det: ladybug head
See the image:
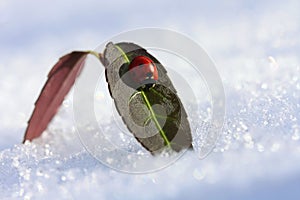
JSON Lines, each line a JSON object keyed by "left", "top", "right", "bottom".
{"left": 128, "top": 56, "right": 158, "bottom": 87}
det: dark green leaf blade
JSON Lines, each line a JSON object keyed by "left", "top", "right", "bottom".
{"left": 102, "top": 42, "right": 193, "bottom": 154}
{"left": 128, "top": 84, "right": 192, "bottom": 153}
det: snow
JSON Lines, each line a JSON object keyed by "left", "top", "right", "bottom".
{"left": 1, "top": 0, "right": 300, "bottom": 199}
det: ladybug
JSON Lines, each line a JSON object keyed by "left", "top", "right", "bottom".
{"left": 128, "top": 56, "right": 158, "bottom": 86}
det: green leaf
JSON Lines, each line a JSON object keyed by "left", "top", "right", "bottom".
{"left": 128, "top": 84, "right": 192, "bottom": 153}
{"left": 101, "top": 42, "right": 193, "bottom": 154}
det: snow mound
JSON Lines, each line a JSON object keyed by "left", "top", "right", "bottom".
{"left": 0, "top": 62, "right": 300, "bottom": 199}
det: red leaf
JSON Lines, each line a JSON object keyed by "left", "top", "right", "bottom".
{"left": 23, "top": 51, "right": 89, "bottom": 143}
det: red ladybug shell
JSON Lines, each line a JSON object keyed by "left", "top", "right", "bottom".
{"left": 128, "top": 56, "right": 158, "bottom": 85}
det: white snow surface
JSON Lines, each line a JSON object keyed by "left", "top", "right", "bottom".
{"left": 1, "top": 0, "right": 300, "bottom": 199}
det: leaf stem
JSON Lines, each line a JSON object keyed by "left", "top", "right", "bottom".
{"left": 128, "top": 91, "right": 141, "bottom": 105}
{"left": 115, "top": 45, "right": 130, "bottom": 63}
{"left": 140, "top": 90, "right": 171, "bottom": 147}
{"left": 87, "top": 51, "right": 100, "bottom": 59}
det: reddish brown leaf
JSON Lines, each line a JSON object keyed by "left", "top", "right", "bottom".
{"left": 23, "top": 51, "right": 89, "bottom": 143}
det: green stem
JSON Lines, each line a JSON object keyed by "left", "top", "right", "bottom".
{"left": 87, "top": 51, "right": 100, "bottom": 59}
{"left": 140, "top": 90, "right": 171, "bottom": 147}
{"left": 115, "top": 45, "right": 130, "bottom": 63}
{"left": 143, "top": 116, "right": 152, "bottom": 126}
